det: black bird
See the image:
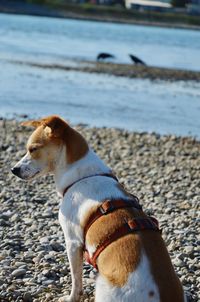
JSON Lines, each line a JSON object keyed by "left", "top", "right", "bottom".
{"left": 97, "top": 53, "right": 115, "bottom": 61}
{"left": 129, "top": 54, "right": 146, "bottom": 65}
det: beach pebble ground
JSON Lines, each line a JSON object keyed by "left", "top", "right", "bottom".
{"left": 0, "top": 119, "right": 199, "bottom": 302}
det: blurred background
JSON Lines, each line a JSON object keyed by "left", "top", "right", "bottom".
{"left": 0, "top": 0, "right": 200, "bottom": 138}
{"left": 0, "top": 3, "right": 199, "bottom": 302}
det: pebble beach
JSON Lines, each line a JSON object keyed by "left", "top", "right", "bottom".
{"left": 0, "top": 119, "right": 199, "bottom": 302}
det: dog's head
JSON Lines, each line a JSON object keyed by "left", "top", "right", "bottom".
{"left": 11, "top": 115, "right": 88, "bottom": 180}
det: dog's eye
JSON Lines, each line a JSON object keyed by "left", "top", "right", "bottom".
{"left": 29, "top": 146, "right": 38, "bottom": 153}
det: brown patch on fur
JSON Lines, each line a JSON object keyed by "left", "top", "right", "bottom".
{"left": 141, "top": 232, "right": 184, "bottom": 302}
{"left": 84, "top": 203, "right": 184, "bottom": 298}
{"left": 23, "top": 115, "right": 89, "bottom": 164}
{"left": 63, "top": 125, "right": 89, "bottom": 164}
{"left": 84, "top": 207, "right": 145, "bottom": 287}
{"left": 98, "top": 233, "right": 141, "bottom": 287}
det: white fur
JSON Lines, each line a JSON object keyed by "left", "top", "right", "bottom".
{"left": 95, "top": 251, "right": 160, "bottom": 302}
{"left": 54, "top": 149, "right": 111, "bottom": 195}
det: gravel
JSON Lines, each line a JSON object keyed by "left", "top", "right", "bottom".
{"left": 0, "top": 119, "right": 199, "bottom": 302}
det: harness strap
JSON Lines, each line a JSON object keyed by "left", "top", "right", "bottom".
{"left": 84, "top": 198, "right": 142, "bottom": 238}
{"left": 84, "top": 216, "right": 160, "bottom": 269}
{"left": 63, "top": 173, "right": 118, "bottom": 197}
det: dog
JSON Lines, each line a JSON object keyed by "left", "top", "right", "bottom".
{"left": 11, "top": 115, "right": 186, "bottom": 302}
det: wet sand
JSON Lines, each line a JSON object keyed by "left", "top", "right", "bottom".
{"left": 8, "top": 58, "right": 200, "bottom": 82}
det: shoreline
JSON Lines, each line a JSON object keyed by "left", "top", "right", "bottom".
{"left": 0, "top": 119, "right": 199, "bottom": 301}
{"left": 1, "top": 116, "right": 200, "bottom": 142}
{"left": 7, "top": 58, "right": 200, "bottom": 82}
{"left": 0, "top": 2, "right": 200, "bottom": 31}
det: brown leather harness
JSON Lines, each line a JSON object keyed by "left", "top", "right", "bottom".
{"left": 63, "top": 173, "right": 160, "bottom": 270}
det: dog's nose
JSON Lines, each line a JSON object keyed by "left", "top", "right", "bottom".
{"left": 11, "top": 167, "right": 21, "bottom": 177}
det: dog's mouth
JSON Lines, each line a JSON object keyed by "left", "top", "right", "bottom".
{"left": 26, "top": 170, "right": 41, "bottom": 181}
{"left": 11, "top": 168, "right": 41, "bottom": 181}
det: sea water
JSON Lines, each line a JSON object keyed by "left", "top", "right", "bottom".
{"left": 0, "top": 13, "right": 200, "bottom": 138}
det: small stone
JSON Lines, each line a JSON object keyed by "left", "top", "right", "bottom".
{"left": 7, "top": 284, "right": 17, "bottom": 292}
{"left": 11, "top": 268, "right": 26, "bottom": 278}
{"left": 50, "top": 241, "right": 64, "bottom": 252}
{"left": 45, "top": 293, "right": 52, "bottom": 299}
{"left": 14, "top": 262, "right": 28, "bottom": 268}
{"left": 33, "top": 257, "right": 41, "bottom": 264}
{"left": 89, "top": 271, "right": 96, "bottom": 279}
{"left": 0, "top": 279, "right": 4, "bottom": 286}
{"left": 86, "top": 278, "right": 94, "bottom": 284}
{"left": 42, "top": 279, "right": 55, "bottom": 285}
{"left": 10, "top": 213, "right": 20, "bottom": 222}
{"left": 44, "top": 254, "right": 54, "bottom": 261}
{"left": 184, "top": 246, "right": 194, "bottom": 254}
{"left": 40, "top": 237, "right": 50, "bottom": 244}
{"left": 174, "top": 258, "right": 184, "bottom": 267}
{"left": 23, "top": 218, "right": 33, "bottom": 226}
{"left": 42, "top": 269, "right": 51, "bottom": 277}
{"left": 23, "top": 292, "right": 33, "bottom": 302}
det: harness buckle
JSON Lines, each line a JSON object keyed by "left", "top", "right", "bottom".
{"left": 127, "top": 219, "right": 138, "bottom": 230}
{"left": 100, "top": 200, "right": 114, "bottom": 215}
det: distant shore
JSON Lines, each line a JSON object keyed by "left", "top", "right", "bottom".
{"left": 0, "top": 0, "right": 200, "bottom": 30}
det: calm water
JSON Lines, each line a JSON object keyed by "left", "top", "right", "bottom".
{"left": 0, "top": 13, "right": 200, "bottom": 70}
{"left": 0, "top": 13, "right": 200, "bottom": 138}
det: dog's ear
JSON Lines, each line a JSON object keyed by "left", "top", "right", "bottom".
{"left": 39, "top": 115, "right": 69, "bottom": 138}
{"left": 21, "top": 116, "right": 69, "bottom": 138}
{"left": 21, "top": 120, "right": 42, "bottom": 128}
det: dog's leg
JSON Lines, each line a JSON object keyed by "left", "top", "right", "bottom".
{"left": 59, "top": 242, "right": 83, "bottom": 302}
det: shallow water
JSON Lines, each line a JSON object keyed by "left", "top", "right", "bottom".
{"left": 1, "top": 60, "right": 200, "bottom": 139}
{"left": 0, "top": 13, "right": 200, "bottom": 138}
{"left": 0, "top": 13, "right": 200, "bottom": 70}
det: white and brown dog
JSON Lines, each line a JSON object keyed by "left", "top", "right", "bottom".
{"left": 11, "top": 115, "right": 186, "bottom": 302}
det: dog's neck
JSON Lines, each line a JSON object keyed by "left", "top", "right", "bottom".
{"left": 54, "top": 148, "right": 111, "bottom": 196}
